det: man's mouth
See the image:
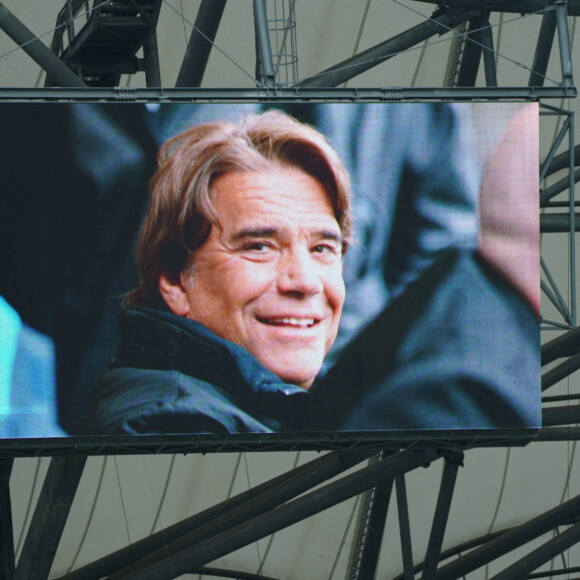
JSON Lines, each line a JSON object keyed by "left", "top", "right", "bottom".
{"left": 258, "top": 317, "right": 318, "bottom": 328}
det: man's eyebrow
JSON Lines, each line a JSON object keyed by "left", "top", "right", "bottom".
{"left": 230, "top": 227, "right": 344, "bottom": 246}
{"left": 230, "top": 227, "right": 279, "bottom": 242}
{"left": 316, "top": 229, "right": 344, "bottom": 245}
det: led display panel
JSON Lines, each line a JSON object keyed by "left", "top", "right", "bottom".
{"left": 0, "top": 101, "right": 540, "bottom": 450}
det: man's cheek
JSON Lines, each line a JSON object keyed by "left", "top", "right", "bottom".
{"left": 238, "top": 262, "right": 278, "bottom": 289}
{"left": 331, "top": 273, "right": 346, "bottom": 308}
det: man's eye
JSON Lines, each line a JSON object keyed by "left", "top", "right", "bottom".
{"left": 312, "top": 244, "right": 338, "bottom": 254}
{"left": 246, "top": 242, "right": 272, "bottom": 252}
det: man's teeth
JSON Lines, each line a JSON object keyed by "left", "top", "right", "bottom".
{"left": 263, "top": 318, "right": 316, "bottom": 328}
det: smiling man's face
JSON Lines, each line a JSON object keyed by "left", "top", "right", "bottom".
{"left": 159, "top": 167, "right": 345, "bottom": 389}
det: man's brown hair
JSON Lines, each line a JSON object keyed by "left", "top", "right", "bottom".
{"left": 127, "top": 109, "right": 353, "bottom": 309}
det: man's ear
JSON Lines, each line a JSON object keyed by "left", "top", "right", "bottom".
{"left": 158, "top": 272, "right": 190, "bottom": 317}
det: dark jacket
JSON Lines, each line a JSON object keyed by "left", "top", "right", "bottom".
{"left": 82, "top": 309, "right": 310, "bottom": 435}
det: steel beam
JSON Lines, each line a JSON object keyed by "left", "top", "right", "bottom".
{"left": 529, "top": 5, "right": 557, "bottom": 86}
{"left": 540, "top": 213, "right": 580, "bottom": 232}
{"left": 555, "top": 0, "right": 575, "bottom": 87}
{"left": 456, "top": 14, "right": 485, "bottom": 87}
{"left": 481, "top": 21, "right": 497, "bottom": 86}
{"left": 542, "top": 403, "right": 580, "bottom": 425}
{"left": 414, "top": 0, "right": 580, "bottom": 16}
{"left": 542, "top": 257, "right": 574, "bottom": 327}
{"left": 453, "top": 11, "right": 495, "bottom": 87}
{"left": 541, "top": 325, "right": 580, "bottom": 364}
{"left": 143, "top": 30, "right": 161, "bottom": 87}
{"left": 392, "top": 530, "right": 509, "bottom": 580}
{"left": 349, "top": 453, "right": 394, "bottom": 580}
{"left": 0, "top": 2, "right": 86, "bottom": 87}
{"left": 253, "top": 0, "right": 276, "bottom": 87}
{"left": 194, "top": 567, "right": 280, "bottom": 580}
{"left": 298, "top": 8, "right": 480, "bottom": 87}
{"left": 107, "top": 450, "right": 441, "bottom": 580}
{"left": 14, "top": 456, "right": 86, "bottom": 580}
{"left": 540, "top": 103, "right": 577, "bottom": 331}
{"left": 542, "top": 278, "right": 572, "bottom": 322}
{"left": 0, "top": 86, "right": 575, "bottom": 101}
{"left": 540, "top": 115, "right": 572, "bottom": 183}
{"left": 434, "top": 492, "right": 580, "bottom": 580}
{"left": 59, "top": 450, "right": 372, "bottom": 580}
{"left": 544, "top": 145, "right": 580, "bottom": 177}
{"left": 540, "top": 426, "right": 580, "bottom": 440}
{"left": 421, "top": 452, "right": 463, "bottom": 579}
{"left": 542, "top": 351, "right": 580, "bottom": 390}
{"left": 568, "top": 111, "right": 576, "bottom": 326}
{"left": 540, "top": 168, "right": 580, "bottom": 206}
{"left": 443, "top": 22, "right": 467, "bottom": 86}
{"left": 489, "top": 520, "right": 580, "bottom": 580}
{"left": 524, "top": 565, "right": 580, "bottom": 579}
{"left": 0, "top": 458, "right": 14, "bottom": 580}
{"left": 396, "top": 475, "right": 415, "bottom": 580}
{"left": 176, "top": 0, "right": 227, "bottom": 88}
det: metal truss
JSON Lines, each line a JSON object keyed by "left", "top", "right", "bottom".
{"left": 0, "top": 0, "right": 577, "bottom": 94}
{"left": 540, "top": 104, "right": 577, "bottom": 331}
{"left": 9, "top": 444, "right": 580, "bottom": 579}
{"left": 1, "top": 2, "right": 580, "bottom": 580}
{"left": 45, "top": 0, "right": 162, "bottom": 87}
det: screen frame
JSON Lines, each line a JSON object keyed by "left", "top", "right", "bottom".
{"left": 0, "top": 95, "right": 543, "bottom": 456}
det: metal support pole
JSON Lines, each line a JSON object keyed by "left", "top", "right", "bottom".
{"left": 444, "top": 22, "right": 467, "bottom": 86}
{"left": 540, "top": 117, "right": 573, "bottom": 183}
{"left": 541, "top": 325, "right": 580, "bottom": 365}
{"left": 14, "top": 456, "right": 86, "bottom": 580}
{"left": 0, "top": 2, "right": 86, "bottom": 87}
{"left": 529, "top": 5, "right": 557, "bottom": 86}
{"left": 0, "top": 459, "right": 14, "bottom": 580}
{"left": 542, "top": 278, "right": 570, "bottom": 320}
{"left": 542, "top": 110, "right": 579, "bottom": 328}
{"left": 542, "top": 351, "right": 580, "bottom": 390}
{"left": 60, "top": 450, "right": 373, "bottom": 580}
{"left": 489, "top": 520, "right": 580, "bottom": 580}
{"left": 542, "top": 403, "right": 580, "bottom": 425}
{"left": 540, "top": 213, "right": 580, "bottom": 232}
{"left": 421, "top": 452, "right": 463, "bottom": 579}
{"left": 143, "top": 30, "right": 161, "bottom": 87}
{"left": 110, "top": 449, "right": 441, "bottom": 580}
{"left": 480, "top": 19, "right": 497, "bottom": 86}
{"left": 298, "top": 8, "right": 479, "bottom": 87}
{"left": 540, "top": 118, "right": 579, "bottom": 203}
{"left": 543, "top": 144, "right": 580, "bottom": 178}
{"left": 456, "top": 14, "right": 485, "bottom": 86}
{"left": 540, "top": 426, "right": 580, "bottom": 440}
{"left": 253, "top": 0, "right": 276, "bottom": 87}
{"left": 349, "top": 453, "right": 394, "bottom": 580}
{"left": 435, "top": 492, "right": 580, "bottom": 580}
{"left": 540, "top": 168, "right": 580, "bottom": 205}
{"left": 542, "top": 256, "right": 574, "bottom": 327}
{"left": 555, "top": 0, "right": 575, "bottom": 87}
{"left": 396, "top": 475, "right": 415, "bottom": 580}
{"left": 569, "top": 113, "right": 576, "bottom": 325}
{"left": 176, "top": 0, "right": 227, "bottom": 88}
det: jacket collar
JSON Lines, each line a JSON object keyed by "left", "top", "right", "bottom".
{"left": 112, "top": 308, "right": 307, "bottom": 402}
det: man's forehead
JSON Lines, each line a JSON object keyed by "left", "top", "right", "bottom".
{"left": 212, "top": 169, "right": 335, "bottom": 209}
{"left": 211, "top": 170, "right": 341, "bottom": 231}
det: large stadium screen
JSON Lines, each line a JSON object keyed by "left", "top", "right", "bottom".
{"left": 0, "top": 101, "right": 540, "bottom": 450}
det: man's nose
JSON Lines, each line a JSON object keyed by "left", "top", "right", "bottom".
{"left": 277, "top": 250, "right": 323, "bottom": 296}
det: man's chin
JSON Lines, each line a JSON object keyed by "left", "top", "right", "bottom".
{"left": 247, "top": 338, "right": 327, "bottom": 388}
{"left": 266, "top": 360, "right": 323, "bottom": 390}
